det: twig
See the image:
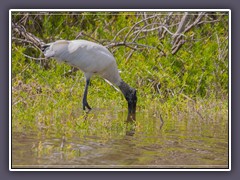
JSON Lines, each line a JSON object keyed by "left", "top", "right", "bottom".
{"left": 124, "top": 14, "right": 159, "bottom": 42}
{"left": 159, "top": 12, "right": 173, "bottom": 39}
{"left": 171, "top": 12, "right": 207, "bottom": 54}
{"left": 106, "top": 41, "right": 138, "bottom": 50}
{"left": 125, "top": 49, "right": 135, "bottom": 63}
{"left": 12, "top": 37, "right": 42, "bottom": 52}
{"left": 12, "top": 22, "right": 45, "bottom": 47}
{"left": 197, "top": 19, "right": 220, "bottom": 25}
{"left": 111, "top": 27, "right": 129, "bottom": 42}
{"left": 183, "top": 12, "right": 206, "bottom": 33}
{"left": 131, "top": 24, "right": 175, "bottom": 36}
{"left": 14, "top": 47, "right": 46, "bottom": 61}
{"left": 75, "top": 31, "right": 101, "bottom": 44}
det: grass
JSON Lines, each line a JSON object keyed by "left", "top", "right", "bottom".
{"left": 12, "top": 70, "right": 228, "bottom": 139}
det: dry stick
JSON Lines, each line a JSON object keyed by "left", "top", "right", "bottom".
{"left": 106, "top": 41, "right": 138, "bottom": 50}
{"left": 127, "top": 21, "right": 182, "bottom": 55}
{"left": 107, "top": 41, "right": 156, "bottom": 50}
{"left": 171, "top": 12, "right": 207, "bottom": 54}
{"left": 12, "top": 22, "right": 45, "bottom": 47}
{"left": 142, "top": 12, "right": 149, "bottom": 25}
{"left": 131, "top": 23, "right": 176, "bottom": 37}
{"left": 12, "top": 37, "right": 42, "bottom": 52}
{"left": 197, "top": 19, "right": 220, "bottom": 25}
{"left": 124, "top": 14, "right": 159, "bottom": 42}
{"left": 111, "top": 27, "right": 129, "bottom": 42}
{"left": 75, "top": 31, "right": 101, "bottom": 44}
{"left": 125, "top": 49, "right": 135, "bottom": 63}
{"left": 171, "top": 12, "right": 191, "bottom": 54}
{"left": 14, "top": 47, "right": 46, "bottom": 61}
{"left": 130, "top": 24, "right": 174, "bottom": 50}
{"left": 171, "top": 38, "right": 185, "bottom": 55}
{"left": 183, "top": 12, "right": 206, "bottom": 33}
{"left": 159, "top": 12, "right": 173, "bottom": 39}
{"left": 17, "top": 13, "right": 29, "bottom": 25}
{"left": 172, "top": 12, "right": 190, "bottom": 43}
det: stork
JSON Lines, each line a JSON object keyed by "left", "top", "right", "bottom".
{"left": 41, "top": 40, "right": 137, "bottom": 119}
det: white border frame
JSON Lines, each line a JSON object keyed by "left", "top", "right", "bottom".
{"left": 9, "top": 9, "right": 231, "bottom": 171}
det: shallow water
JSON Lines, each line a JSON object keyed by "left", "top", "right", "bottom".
{"left": 12, "top": 109, "right": 228, "bottom": 169}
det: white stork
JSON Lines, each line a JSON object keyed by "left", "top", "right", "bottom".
{"left": 41, "top": 40, "right": 137, "bottom": 118}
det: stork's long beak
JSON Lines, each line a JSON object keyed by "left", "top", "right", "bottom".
{"left": 128, "top": 101, "right": 136, "bottom": 115}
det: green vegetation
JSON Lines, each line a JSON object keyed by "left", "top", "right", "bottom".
{"left": 11, "top": 11, "right": 229, "bottom": 139}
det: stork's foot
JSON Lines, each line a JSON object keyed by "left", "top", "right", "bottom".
{"left": 83, "top": 101, "right": 92, "bottom": 111}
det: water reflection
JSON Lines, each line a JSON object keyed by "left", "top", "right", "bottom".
{"left": 126, "top": 112, "right": 136, "bottom": 136}
{"left": 12, "top": 109, "right": 228, "bottom": 169}
{"left": 126, "top": 112, "right": 136, "bottom": 122}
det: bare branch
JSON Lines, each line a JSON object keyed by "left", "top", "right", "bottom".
{"left": 111, "top": 27, "right": 129, "bottom": 42}
{"left": 75, "top": 31, "right": 101, "bottom": 44}
{"left": 159, "top": 12, "right": 173, "bottom": 39}
{"left": 197, "top": 19, "right": 220, "bottom": 25}
{"left": 173, "top": 12, "right": 191, "bottom": 37}
{"left": 124, "top": 14, "right": 159, "bottom": 42}
{"left": 183, "top": 12, "right": 206, "bottom": 33}
{"left": 12, "top": 22, "right": 45, "bottom": 48}
{"left": 172, "top": 12, "right": 191, "bottom": 45}
{"left": 12, "top": 37, "right": 42, "bottom": 52}
{"left": 131, "top": 23, "right": 176, "bottom": 37}
{"left": 171, "top": 12, "right": 207, "bottom": 55}
{"left": 106, "top": 41, "right": 138, "bottom": 50}
{"left": 14, "top": 47, "right": 46, "bottom": 61}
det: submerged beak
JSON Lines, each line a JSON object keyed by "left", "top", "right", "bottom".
{"left": 127, "top": 101, "right": 137, "bottom": 121}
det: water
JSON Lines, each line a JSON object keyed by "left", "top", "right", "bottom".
{"left": 12, "top": 109, "right": 228, "bottom": 169}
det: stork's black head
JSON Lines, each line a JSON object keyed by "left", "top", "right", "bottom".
{"left": 118, "top": 81, "right": 137, "bottom": 121}
{"left": 125, "top": 88, "right": 137, "bottom": 118}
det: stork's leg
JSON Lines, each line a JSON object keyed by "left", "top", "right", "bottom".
{"left": 82, "top": 79, "right": 92, "bottom": 110}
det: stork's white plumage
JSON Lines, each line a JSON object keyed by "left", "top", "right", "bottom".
{"left": 42, "top": 40, "right": 137, "bottom": 119}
